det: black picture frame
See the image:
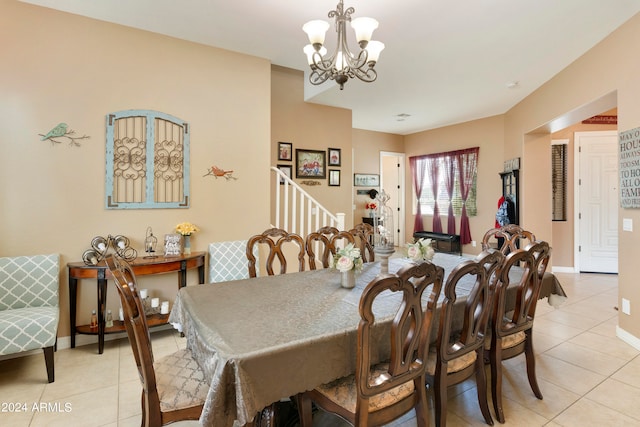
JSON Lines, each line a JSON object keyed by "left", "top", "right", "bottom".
{"left": 278, "top": 142, "right": 293, "bottom": 161}
{"left": 354, "top": 173, "right": 380, "bottom": 187}
{"left": 277, "top": 164, "right": 292, "bottom": 184}
{"left": 328, "top": 148, "right": 341, "bottom": 166}
{"left": 295, "top": 149, "right": 326, "bottom": 179}
{"left": 328, "top": 169, "right": 341, "bottom": 186}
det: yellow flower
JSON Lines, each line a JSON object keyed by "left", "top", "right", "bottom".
{"left": 175, "top": 222, "right": 199, "bottom": 236}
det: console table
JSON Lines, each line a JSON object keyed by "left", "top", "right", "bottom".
{"left": 67, "top": 252, "right": 206, "bottom": 354}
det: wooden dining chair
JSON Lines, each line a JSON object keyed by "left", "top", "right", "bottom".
{"left": 486, "top": 240, "right": 551, "bottom": 423}
{"left": 425, "top": 250, "right": 504, "bottom": 427}
{"left": 105, "top": 255, "right": 208, "bottom": 427}
{"left": 306, "top": 226, "right": 355, "bottom": 269}
{"left": 297, "top": 261, "right": 445, "bottom": 427}
{"left": 481, "top": 224, "right": 536, "bottom": 254}
{"left": 348, "top": 223, "right": 375, "bottom": 263}
{"left": 246, "top": 228, "right": 306, "bottom": 277}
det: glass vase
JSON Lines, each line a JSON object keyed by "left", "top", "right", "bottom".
{"left": 183, "top": 235, "right": 191, "bottom": 255}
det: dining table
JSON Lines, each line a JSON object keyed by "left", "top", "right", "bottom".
{"left": 168, "top": 252, "right": 566, "bottom": 427}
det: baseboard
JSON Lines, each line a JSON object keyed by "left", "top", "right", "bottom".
{"left": 616, "top": 325, "right": 640, "bottom": 351}
{"left": 551, "top": 266, "right": 577, "bottom": 273}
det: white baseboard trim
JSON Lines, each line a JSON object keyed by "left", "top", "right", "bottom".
{"left": 551, "top": 266, "right": 578, "bottom": 273}
{"left": 616, "top": 325, "right": 640, "bottom": 351}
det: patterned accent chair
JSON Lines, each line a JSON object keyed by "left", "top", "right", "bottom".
{"left": 209, "top": 240, "right": 258, "bottom": 282}
{"left": 0, "top": 254, "right": 59, "bottom": 383}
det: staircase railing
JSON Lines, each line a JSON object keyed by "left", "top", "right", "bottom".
{"left": 271, "top": 166, "right": 345, "bottom": 235}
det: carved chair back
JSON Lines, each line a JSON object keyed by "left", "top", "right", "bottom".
{"left": 246, "top": 228, "right": 306, "bottom": 277}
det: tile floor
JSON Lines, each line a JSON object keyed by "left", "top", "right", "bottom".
{"left": 1, "top": 272, "right": 638, "bottom": 426}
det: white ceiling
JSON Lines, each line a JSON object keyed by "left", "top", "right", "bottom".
{"left": 21, "top": 0, "right": 640, "bottom": 135}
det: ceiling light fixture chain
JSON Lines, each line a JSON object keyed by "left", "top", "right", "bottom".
{"left": 303, "top": 0, "right": 384, "bottom": 90}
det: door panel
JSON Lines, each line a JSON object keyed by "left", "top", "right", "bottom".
{"left": 577, "top": 131, "right": 618, "bottom": 273}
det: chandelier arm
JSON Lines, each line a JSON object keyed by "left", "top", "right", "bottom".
{"left": 352, "top": 66, "right": 378, "bottom": 83}
{"left": 310, "top": 69, "right": 333, "bottom": 85}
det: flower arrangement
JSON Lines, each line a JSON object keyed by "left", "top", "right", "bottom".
{"left": 406, "top": 238, "right": 435, "bottom": 262}
{"left": 331, "top": 243, "right": 364, "bottom": 273}
{"left": 365, "top": 202, "right": 377, "bottom": 211}
{"left": 175, "top": 222, "right": 199, "bottom": 236}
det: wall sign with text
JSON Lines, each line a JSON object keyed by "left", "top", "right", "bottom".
{"left": 619, "top": 127, "right": 640, "bottom": 208}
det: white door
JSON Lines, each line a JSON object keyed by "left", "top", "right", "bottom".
{"left": 380, "top": 152, "right": 405, "bottom": 247}
{"left": 576, "top": 131, "right": 618, "bottom": 273}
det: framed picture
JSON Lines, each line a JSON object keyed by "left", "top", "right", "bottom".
{"left": 329, "top": 169, "right": 341, "bottom": 186}
{"left": 296, "top": 149, "right": 326, "bottom": 179}
{"left": 278, "top": 142, "right": 292, "bottom": 161}
{"left": 328, "top": 148, "right": 341, "bottom": 166}
{"left": 277, "top": 164, "right": 292, "bottom": 185}
{"left": 354, "top": 173, "right": 380, "bottom": 187}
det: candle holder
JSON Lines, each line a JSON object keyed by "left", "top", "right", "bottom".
{"left": 144, "top": 227, "right": 158, "bottom": 259}
{"left": 82, "top": 234, "right": 137, "bottom": 266}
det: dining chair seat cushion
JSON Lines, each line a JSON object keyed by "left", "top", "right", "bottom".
{"left": 315, "top": 363, "right": 416, "bottom": 413}
{"left": 154, "top": 349, "right": 209, "bottom": 412}
{"left": 484, "top": 329, "right": 526, "bottom": 350}
{"left": 425, "top": 349, "right": 477, "bottom": 375}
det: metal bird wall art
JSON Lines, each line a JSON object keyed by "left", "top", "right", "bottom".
{"left": 39, "top": 122, "right": 90, "bottom": 146}
{"left": 203, "top": 165, "right": 238, "bottom": 180}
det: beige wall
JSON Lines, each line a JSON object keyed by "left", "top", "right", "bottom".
{"left": 504, "top": 13, "right": 640, "bottom": 340}
{"left": 271, "top": 66, "right": 354, "bottom": 228}
{"left": 352, "top": 129, "right": 404, "bottom": 224}
{"left": 403, "top": 115, "right": 506, "bottom": 254}
{"left": 0, "top": 1, "right": 271, "bottom": 338}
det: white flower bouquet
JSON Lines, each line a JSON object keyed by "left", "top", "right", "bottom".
{"left": 406, "top": 238, "right": 435, "bottom": 262}
{"left": 331, "top": 243, "right": 363, "bottom": 273}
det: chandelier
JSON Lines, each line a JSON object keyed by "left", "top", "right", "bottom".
{"left": 303, "top": 0, "right": 384, "bottom": 90}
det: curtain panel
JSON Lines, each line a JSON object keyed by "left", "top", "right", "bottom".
{"left": 409, "top": 147, "right": 479, "bottom": 244}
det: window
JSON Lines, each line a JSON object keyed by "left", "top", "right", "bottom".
{"left": 414, "top": 156, "right": 478, "bottom": 217}
{"left": 551, "top": 141, "right": 568, "bottom": 221}
{"left": 105, "top": 110, "right": 190, "bottom": 209}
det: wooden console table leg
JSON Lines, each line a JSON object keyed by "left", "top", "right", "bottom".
{"left": 179, "top": 260, "right": 187, "bottom": 288}
{"left": 97, "top": 269, "right": 108, "bottom": 354}
{"left": 198, "top": 264, "right": 205, "bottom": 284}
{"left": 69, "top": 277, "right": 78, "bottom": 349}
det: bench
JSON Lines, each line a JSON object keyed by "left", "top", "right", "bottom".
{"left": 412, "top": 231, "right": 462, "bottom": 256}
